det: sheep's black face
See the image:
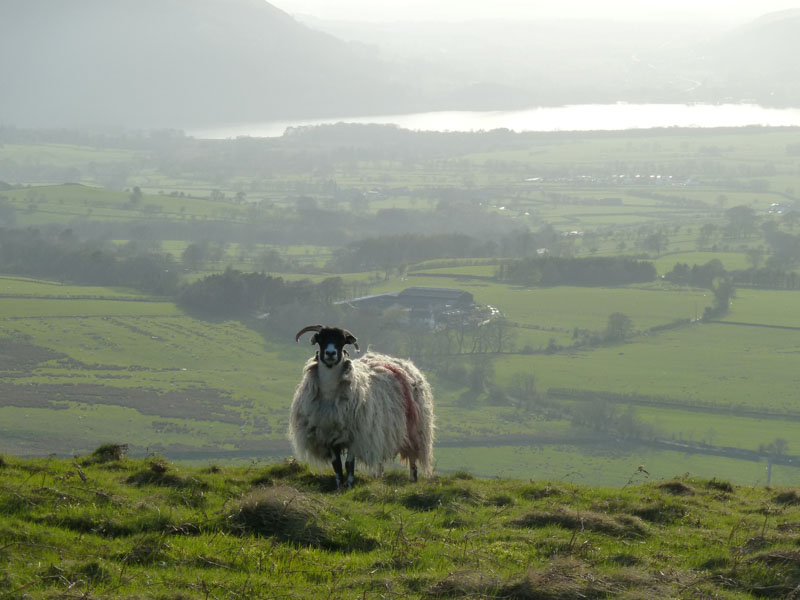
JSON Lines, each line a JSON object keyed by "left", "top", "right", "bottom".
{"left": 311, "top": 327, "right": 358, "bottom": 368}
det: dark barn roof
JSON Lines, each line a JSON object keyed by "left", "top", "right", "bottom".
{"left": 339, "top": 287, "right": 474, "bottom": 311}
{"left": 397, "top": 287, "right": 474, "bottom": 302}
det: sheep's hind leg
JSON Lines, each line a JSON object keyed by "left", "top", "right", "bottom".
{"left": 345, "top": 455, "right": 355, "bottom": 489}
{"left": 409, "top": 459, "right": 418, "bottom": 483}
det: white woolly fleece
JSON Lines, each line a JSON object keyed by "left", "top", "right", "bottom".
{"left": 288, "top": 352, "right": 435, "bottom": 476}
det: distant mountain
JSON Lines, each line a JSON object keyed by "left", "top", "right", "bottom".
{"left": 298, "top": 11, "right": 800, "bottom": 113}
{"left": 704, "top": 9, "right": 800, "bottom": 105}
{"left": 0, "top": 0, "right": 410, "bottom": 129}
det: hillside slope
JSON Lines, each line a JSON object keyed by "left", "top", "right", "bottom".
{"left": 0, "top": 0, "right": 403, "bottom": 129}
{"left": 704, "top": 9, "right": 800, "bottom": 106}
{"left": 1, "top": 451, "right": 799, "bottom": 598}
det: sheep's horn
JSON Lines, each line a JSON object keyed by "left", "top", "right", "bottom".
{"left": 295, "top": 324, "right": 323, "bottom": 343}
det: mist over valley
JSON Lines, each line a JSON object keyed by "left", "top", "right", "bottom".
{"left": 3, "top": 0, "right": 800, "bottom": 129}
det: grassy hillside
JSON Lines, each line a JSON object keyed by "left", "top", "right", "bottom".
{"left": 1, "top": 451, "right": 799, "bottom": 599}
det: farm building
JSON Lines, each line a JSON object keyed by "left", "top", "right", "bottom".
{"left": 338, "top": 286, "right": 478, "bottom": 329}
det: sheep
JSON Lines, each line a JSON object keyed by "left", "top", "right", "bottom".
{"left": 289, "top": 325, "right": 435, "bottom": 489}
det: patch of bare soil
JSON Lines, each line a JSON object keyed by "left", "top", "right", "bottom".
{"left": 0, "top": 381, "right": 243, "bottom": 424}
{"left": 0, "top": 337, "right": 65, "bottom": 373}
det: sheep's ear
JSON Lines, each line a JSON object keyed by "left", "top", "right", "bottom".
{"left": 345, "top": 334, "right": 359, "bottom": 352}
{"left": 310, "top": 334, "right": 318, "bottom": 345}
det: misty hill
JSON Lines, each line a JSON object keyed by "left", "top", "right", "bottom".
{"left": 0, "top": 0, "right": 408, "bottom": 129}
{"left": 705, "top": 9, "right": 800, "bottom": 105}
{"left": 303, "top": 11, "right": 800, "bottom": 112}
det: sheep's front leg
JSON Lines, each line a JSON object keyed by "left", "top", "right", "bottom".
{"left": 409, "top": 459, "right": 418, "bottom": 483}
{"left": 331, "top": 450, "right": 345, "bottom": 490}
{"left": 345, "top": 456, "right": 355, "bottom": 489}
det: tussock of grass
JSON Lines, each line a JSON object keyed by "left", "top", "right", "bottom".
{"left": 226, "top": 486, "right": 377, "bottom": 551}
{"left": 749, "top": 548, "right": 800, "bottom": 566}
{"left": 512, "top": 507, "right": 649, "bottom": 538}
{"left": 488, "top": 493, "right": 515, "bottom": 507}
{"left": 226, "top": 485, "right": 324, "bottom": 544}
{"left": 631, "top": 499, "right": 687, "bottom": 524}
{"left": 428, "top": 559, "right": 674, "bottom": 599}
{"left": 81, "top": 442, "right": 128, "bottom": 465}
{"left": 707, "top": 478, "right": 735, "bottom": 493}
{"left": 125, "top": 459, "right": 209, "bottom": 490}
{"left": 401, "top": 482, "right": 483, "bottom": 511}
{"left": 427, "top": 569, "right": 499, "bottom": 597}
{"left": 517, "top": 482, "right": 564, "bottom": 500}
{"left": 501, "top": 559, "right": 671, "bottom": 600}
{"left": 735, "top": 549, "right": 800, "bottom": 597}
{"left": 40, "top": 560, "right": 112, "bottom": 587}
{"left": 117, "top": 533, "right": 171, "bottom": 565}
{"left": 655, "top": 479, "right": 695, "bottom": 495}
{"left": 774, "top": 489, "right": 800, "bottom": 505}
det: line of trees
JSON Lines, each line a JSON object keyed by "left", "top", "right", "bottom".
{"left": 664, "top": 258, "right": 726, "bottom": 288}
{"left": 176, "top": 268, "right": 350, "bottom": 318}
{"left": 666, "top": 255, "right": 800, "bottom": 299}
{"left": 0, "top": 227, "right": 178, "bottom": 295}
{"left": 729, "top": 267, "right": 800, "bottom": 290}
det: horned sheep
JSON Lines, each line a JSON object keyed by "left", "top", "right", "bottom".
{"left": 289, "top": 325, "right": 435, "bottom": 489}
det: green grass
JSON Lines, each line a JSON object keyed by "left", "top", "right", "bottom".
{"left": 723, "top": 288, "right": 800, "bottom": 327}
{"left": 493, "top": 322, "right": 800, "bottom": 413}
{"left": 633, "top": 405, "right": 800, "bottom": 453}
{"left": 1, "top": 452, "right": 799, "bottom": 599}
{"left": 435, "top": 443, "right": 799, "bottom": 486}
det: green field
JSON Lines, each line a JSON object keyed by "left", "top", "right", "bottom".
{"left": 491, "top": 323, "right": 800, "bottom": 412}
{"left": 435, "top": 443, "right": 796, "bottom": 487}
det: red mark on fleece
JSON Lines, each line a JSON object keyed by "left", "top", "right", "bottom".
{"left": 377, "top": 362, "right": 420, "bottom": 455}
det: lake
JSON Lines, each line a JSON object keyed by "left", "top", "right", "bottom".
{"left": 190, "top": 103, "right": 800, "bottom": 139}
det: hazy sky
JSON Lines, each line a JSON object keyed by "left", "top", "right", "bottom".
{"left": 272, "top": 0, "right": 799, "bottom": 23}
